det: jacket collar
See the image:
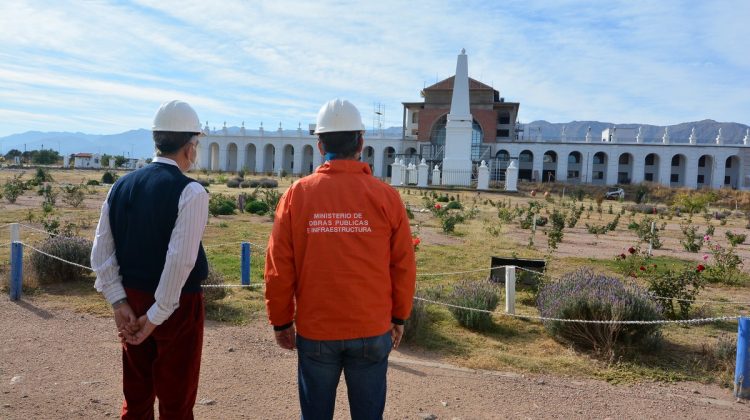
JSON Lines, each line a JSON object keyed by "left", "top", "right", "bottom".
{"left": 315, "top": 160, "right": 372, "bottom": 176}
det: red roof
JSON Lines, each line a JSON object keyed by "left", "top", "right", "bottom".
{"left": 74, "top": 153, "right": 93, "bottom": 158}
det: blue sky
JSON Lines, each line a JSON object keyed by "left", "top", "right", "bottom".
{"left": 0, "top": 0, "right": 748, "bottom": 137}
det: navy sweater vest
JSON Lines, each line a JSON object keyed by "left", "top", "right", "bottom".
{"left": 107, "top": 162, "right": 208, "bottom": 294}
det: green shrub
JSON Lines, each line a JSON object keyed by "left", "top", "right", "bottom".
{"left": 726, "top": 231, "right": 747, "bottom": 247}
{"left": 208, "top": 193, "right": 237, "bottom": 216}
{"left": 440, "top": 213, "right": 465, "bottom": 233}
{"left": 101, "top": 171, "right": 118, "bottom": 184}
{"left": 679, "top": 223, "right": 703, "bottom": 252}
{"left": 436, "top": 195, "right": 450, "bottom": 203}
{"left": 86, "top": 179, "right": 100, "bottom": 186}
{"left": 704, "top": 240, "right": 745, "bottom": 285}
{"left": 226, "top": 179, "right": 240, "bottom": 188}
{"left": 446, "top": 201, "right": 462, "bottom": 210}
{"left": 447, "top": 279, "right": 499, "bottom": 331}
{"left": 37, "top": 184, "right": 57, "bottom": 207}
{"left": 240, "top": 180, "right": 252, "bottom": 188}
{"left": 196, "top": 178, "right": 210, "bottom": 187}
{"left": 646, "top": 264, "right": 705, "bottom": 319}
{"left": 3, "top": 173, "right": 27, "bottom": 203}
{"left": 245, "top": 200, "right": 270, "bottom": 215}
{"left": 537, "top": 268, "right": 662, "bottom": 355}
{"left": 29, "top": 236, "right": 93, "bottom": 283}
{"left": 258, "top": 178, "right": 278, "bottom": 188}
{"left": 61, "top": 184, "right": 86, "bottom": 208}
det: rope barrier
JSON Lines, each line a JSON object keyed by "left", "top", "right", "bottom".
{"left": 417, "top": 265, "right": 511, "bottom": 277}
{"left": 19, "top": 242, "right": 94, "bottom": 271}
{"left": 413, "top": 296, "right": 741, "bottom": 325}
{"left": 203, "top": 284, "right": 263, "bottom": 288}
{"left": 8, "top": 221, "right": 749, "bottom": 307}
{"left": 203, "top": 241, "right": 266, "bottom": 251}
{"left": 18, "top": 223, "right": 60, "bottom": 237}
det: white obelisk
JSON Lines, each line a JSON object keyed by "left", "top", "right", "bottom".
{"left": 441, "top": 49, "right": 473, "bottom": 186}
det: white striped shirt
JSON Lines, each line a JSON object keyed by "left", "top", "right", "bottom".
{"left": 91, "top": 157, "right": 209, "bottom": 325}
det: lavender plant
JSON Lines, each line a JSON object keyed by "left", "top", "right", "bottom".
{"left": 29, "top": 236, "right": 93, "bottom": 283}
{"left": 536, "top": 267, "right": 662, "bottom": 355}
{"left": 447, "top": 279, "right": 500, "bottom": 331}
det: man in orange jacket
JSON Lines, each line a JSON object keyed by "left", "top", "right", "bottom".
{"left": 265, "top": 98, "right": 416, "bottom": 419}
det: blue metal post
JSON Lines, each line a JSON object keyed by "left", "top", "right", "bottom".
{"left": 241, "top": 242, "right": 251, "bottom": 285}
{"left": 735, "top": 317, "right": 750, "bottom": 399}
{"left": 10, "top": 242, "right": 23, "bottom": 301}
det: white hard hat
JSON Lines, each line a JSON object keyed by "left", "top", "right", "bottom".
{"left": 152, "top": 100, "right": 202, "bottom": 132}
{"left": 314, "top": 99, "right": 365, "bottom": 134}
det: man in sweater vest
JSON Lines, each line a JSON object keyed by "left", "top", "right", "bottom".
{"left": 91, "top": 100, "right": 209, "bottom": 419}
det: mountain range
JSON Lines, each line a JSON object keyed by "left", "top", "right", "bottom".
{"left": 1, "top": 120, "right": 747, "bottom": 159}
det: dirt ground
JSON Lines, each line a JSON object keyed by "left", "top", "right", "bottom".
{"left": 2, "top": 295, "right": 749, "bottom": 420}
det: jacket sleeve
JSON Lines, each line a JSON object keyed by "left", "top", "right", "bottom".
{"left": 264, "top": 188, "right": 297, "bottom": 328}
{"left": 389, "top": 197, "right": 417, "bottom": 322}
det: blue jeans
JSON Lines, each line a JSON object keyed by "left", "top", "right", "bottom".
{"left": 296, "top": 331, "right": 392, "bottom": 420}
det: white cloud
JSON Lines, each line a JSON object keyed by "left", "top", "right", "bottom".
{"left": 0, "top": 0, "right": 748, "bottom": 137}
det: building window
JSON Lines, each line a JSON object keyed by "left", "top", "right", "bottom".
{"left": 593, "top": 171, "right": 604, "bottom": 180}
{"left": 411, "top": 112, "right": 418, "bottom": 124}
{"left": 725, "top": 175, "right": 731, "bottom": 185}
{"left": 496, "top": 150, "right": 509, "bottom": 161}
{"left": 497, "top": 111, "right": 510, "bottom": 125}
{"left": 496, "top": 129, "right": 510, "bottom": 137}
{"left": 645, "top": 173, "right": 654, "bottom": 182}
{"left": 618, "top": 154, "right": 629, "bottom": 165}
{"left": 593, "top": 153, "right": 605, "bottom": 165}
{"left": 645, "top": 154, "right": 655, "bottom": 165}
{"left": 697, "top": 174, "right": 705, "bottom": 184}
{"left": 543, "top": 153, "right": 556, "bottom": 163}
{"left": 567, "top": 170, "right": 579, "bottom": 179}
{"left": 568, "top": 153, "right": 581, "bottom": 164}
{"left": 671, "top": 174, "right": 679, "bottom": 183}
{"left": 698, "top": 156, "right": 706, "bottom": 167}
{"left": 671, "top": 155, "right": 680, "bottom": 166}
{"left": 618, "top": 172, "right": 630, "bottom": 184}
{"left": 519, "top": 151, "right": 533, "bottom": 162}
{"left": 726, "top": 158, "right": 733, "bottom": 168}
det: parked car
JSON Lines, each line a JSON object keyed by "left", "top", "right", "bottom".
{"left": 604, "top": 187, "right": 625, "bottom": 200}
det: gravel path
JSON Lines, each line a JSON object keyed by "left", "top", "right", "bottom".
{"left": 1, "top": 295, "right": 749, "bottom": 419}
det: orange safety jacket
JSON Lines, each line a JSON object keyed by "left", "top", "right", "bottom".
{"left": 264, "top": 160, "right": 416, "bottom": 340}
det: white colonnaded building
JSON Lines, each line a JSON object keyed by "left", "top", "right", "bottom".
{"left": 197, "top": 51, "right": 750, "bottom": 191}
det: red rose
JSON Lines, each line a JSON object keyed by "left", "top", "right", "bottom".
{"left": 628, "top": 247, "right": 636, "bottom": 254}
{"left": 434, "top": 204, "right": 441, "bottom": 210}
{"left": 696, "top": 264, "right": 705, "bottom": 272}
{"left": 619, "top": 253, "right": 626, "bottom": 260}
{"left": 412, "top": 237, "right": 421, "bottom": 246}
{"left": 639, "top": 266, "right": 646, "bottom": 271}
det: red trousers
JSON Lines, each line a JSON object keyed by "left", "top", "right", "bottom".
{"left": 121, "top": 287, "right": 204, "bottom": 420}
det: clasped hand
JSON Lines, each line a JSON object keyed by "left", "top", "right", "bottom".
{"left": 113, "top": 303, "right": 157, "bottom": 346}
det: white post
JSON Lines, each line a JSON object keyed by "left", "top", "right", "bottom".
{"left": 477, "top": 160, "right": 490, "bottom": 190}
{"left": 432, "top": 165, "right": 441, "bottom": 186}
{"left": 390, "top": 161, "right": 403, "bottom": 186}
{"left": 417, "top": 159, "right": 428, "bottom": 188}
{"left": 648, "top": 221, "right": 655, "bottom": 256}
{"left": 9, "top": 222, "right": 19, "bottom": 276}
{"left": 505, "top": 265, "right": 516, "bottom": 314}
{"left": 10, "top": 223, "right": 19, "bottom": 244}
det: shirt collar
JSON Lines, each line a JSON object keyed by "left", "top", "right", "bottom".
{"left": 315, "top": 159, "right": 372, "bottom": 176}
{"left": 152, "top": 156, "right": 179, "bottom": 167}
